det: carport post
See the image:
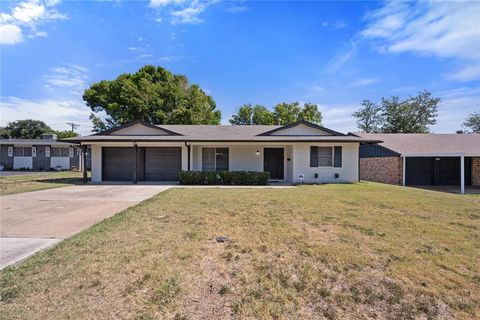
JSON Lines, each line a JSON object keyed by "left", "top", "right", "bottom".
{"left": 460, "top": 155, "right": 465, "bottom": 194}
{"left": 82, "top": 145, "right": 88, "bottom": 184}
{"left": 402, "top": 155, "right": 406, "bottom": 186}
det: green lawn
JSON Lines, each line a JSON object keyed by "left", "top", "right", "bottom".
{"left": 1, "top": 183, "right": 479, "bottom": 319}
{"left": 0, "top": 171, "right": 88, "bottom": 195}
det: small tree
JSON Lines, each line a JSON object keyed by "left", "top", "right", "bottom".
{"left": 273, "top": 102, "right": 302, "bottom": 125}
{"left": 463, "top": 112, "right": 480, "bottom": 133}
{"left": 229, "top": 104, "right": 254, "bottom": 125}
{"left": 352, "top": 100, "right": 383, "bottom": 133}
{"left": 299, "top": 102, "right": 323, "bottom": 124}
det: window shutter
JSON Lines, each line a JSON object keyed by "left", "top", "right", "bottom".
{"left": 310, "top": 146, "right": 318, "bottom": 167}
{"left": 334, "top": 146, "right": 342, "bottom": 167}
{"left": 69, "top": 147, "right": 74, "bottom": 158}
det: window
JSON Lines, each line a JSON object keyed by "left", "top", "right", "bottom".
{"left": 7, "top": 146, "right": 13, "bottom": 157}
{"left": 51, "top": 147, "right": 61, "bottom": 157}
{"left": 202, "top": 148, "right": 229, "bottom": 172}
{"left": 32, "top": 147, "right": 37, "bottom": 157}
{"left": 45, "top": 146, "right": 50, "bottom": 157}
{"left": 13, "top": 147, "right": 32, "bottom": 157}
{"left": 61, "top": 148, "right": 69, "bottom": 157}
{"left": 310, "top": 146, "right": 333, "bottom": 167}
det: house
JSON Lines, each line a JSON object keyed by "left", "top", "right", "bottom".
{"left": 356, "top": 133, "right": 480, "bottom": 194}
{"left": 0, "top": 133, "right": 88, "bottom": 171}
{"left": 65, "top": 120, "right": 379, "bottom": 184}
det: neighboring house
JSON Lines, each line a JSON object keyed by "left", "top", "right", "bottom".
{"left": 0, "top": 133, "right": 89, "bottom": 171}
{"left": 65, "top": 120, "right": 378, "bottom": 184}
{"left": 356, "top": 133, "right": 480, "bottom": 194}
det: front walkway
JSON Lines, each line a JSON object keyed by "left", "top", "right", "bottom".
{"left": 0, "top": 185, "right": 171, "bottom": 269}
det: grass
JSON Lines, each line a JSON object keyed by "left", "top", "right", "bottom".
{"left": 1, "top": 182, "right": 479, "bottom": 319}
{"left": 0, "top": 171, "right": 88, "bottom": 195}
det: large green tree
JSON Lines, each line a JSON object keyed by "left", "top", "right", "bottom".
{"left": 352, "top": 100, "right": 383, "bottom": 133}
{"left": 83, "top": 65, "right": 222, "bottom": 132}
{"left": 229, "top": 104, "right": 275, "bottom": 125}
{"left": 4, "top": 120, "right": 53, "bottom": 139}
{"left": 230, "top": 102, "right": 322, "bottom": 125}
{"left": 353, "top": 91, "right": 440, "bottom": 133}
{"left": 463, "top": 112, "right": 480, "bottom": 133}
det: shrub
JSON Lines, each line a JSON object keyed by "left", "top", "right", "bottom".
{"left": 179, "top": 171, "right": 269, "bottom": 185}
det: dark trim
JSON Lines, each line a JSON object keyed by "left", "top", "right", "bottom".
{"left": 185, "top": 142, "right": 191, "bottom": 171}
{"left": 257, "top": 119, "right": 346, "bottom": 136}
{"left": 66, "top": 138, "right": 381, "bottom": 144}
{"left": 359, "top": 143, "right": 400, "bottom": 158}
{"left": 82, "top": 145, "right": 88, "bottom": 183}
{"left": 133, "top": 144, "right": 138, "bottom": 184}
{"left": 92, "top": 120, "right": 183, "bottom": 136}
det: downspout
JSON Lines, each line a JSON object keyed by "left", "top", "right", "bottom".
{"left": 185, "top": 141, "right": 191, "bottom": 171}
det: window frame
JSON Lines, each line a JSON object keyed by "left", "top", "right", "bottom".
{"left": 310, "top": 146, "right": 335, "bottom": 168}
{"left": 202, "top": 147, "right": 230, "bottom": 172}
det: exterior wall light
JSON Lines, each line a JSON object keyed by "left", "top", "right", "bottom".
{"left": 256, "top": 150, "right": 260, "bottom": 155}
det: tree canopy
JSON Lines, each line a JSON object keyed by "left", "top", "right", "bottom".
{"left": 1, "top": 119, "right": 78, "bottom": 139}
{"left": 352, "top": 91, "right": 440, "bottom": 133}
{"left": 229, "top": 102, "right": 322, "bottom": 125}
{"left": 463, "top": 112, "right": 480, "bottom": 133}
{"left": 83, "top": 65, "right": 222, "bottom": 132}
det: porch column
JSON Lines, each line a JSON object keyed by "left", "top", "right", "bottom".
{"left": 402, "top": 155, "right": 406, "bottom": 186}
{"left": 82, "top": 145, "right": 88, "bottom": 184}
{"left": 133, "top": 143, "right": 138, "bottom": 184}
{"left": 460, "top": 155, "right": 465, "bottom": 194}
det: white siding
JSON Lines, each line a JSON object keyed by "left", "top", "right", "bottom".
{"left": 269, "top": 123, "right": 331, "bottom": 136}
{"left": 13, "top": 157, "right": 32, "bottom": 169}
{"left": 110, "top": 123, "right": 172, "bottom": 135}
{"left": 91, "top": 145, "right": 102, "bottom": 182}
{"left": 292, "top": 142, "right": 359, "bottom": 184}
{"left": 51, "top": 157, "right": 70, "bottom": 170}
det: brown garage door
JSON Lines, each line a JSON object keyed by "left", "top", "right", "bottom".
{"left": 144, "top": 147, "right": 181, "bottom": 181}
{"left": 102, "top": 147, "right": 135, "bottom": 181}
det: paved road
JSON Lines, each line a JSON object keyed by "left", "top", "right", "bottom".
{"left": 0, "top": 185, "right": 171, "bottom": 269}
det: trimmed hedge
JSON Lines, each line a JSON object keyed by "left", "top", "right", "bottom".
{"left": 179, "top": 171, "right": 270, "bottom": 185}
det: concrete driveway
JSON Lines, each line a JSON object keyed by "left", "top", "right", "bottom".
{"left": 0, "top": 185, "right": 171, "bottom": 269}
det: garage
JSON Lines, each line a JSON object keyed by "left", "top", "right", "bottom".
{"left": 144, "top": 147, "right": 182, "bottom": 181}
{"left": 405, "top": 157, "right": 472, "bottom": 186}
{"left": 102, "top": 147, "right": 182, "bottom": 182}
{"left": 102, "top": 147, "right": 135, "bottom": 181}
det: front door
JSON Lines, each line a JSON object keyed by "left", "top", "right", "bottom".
{"left": 264, "top": 148, "right": 284, "bottom": 180}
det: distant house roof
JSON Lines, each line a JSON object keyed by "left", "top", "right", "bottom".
{"left": 0, "top": 138, "right": 72, "bottom": 146}
{"left": 64, "top": 120, "right": 381, "bottom": 144}
{"left": 356, "top": 133, "right": 480, "bottom": 156}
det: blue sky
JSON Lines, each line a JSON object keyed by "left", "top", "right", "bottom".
{"left": 1, "top": 0, "right": 479, "bottom": 135}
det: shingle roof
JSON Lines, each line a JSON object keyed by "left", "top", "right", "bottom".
{"left": 356, "top": 133, "right": 480, "bottom": 156}
{"left": 0, "top": 138, "right": 72, "bottom": 146}
{"left": 65, "top": 124, "right": 380, "bottom": 143}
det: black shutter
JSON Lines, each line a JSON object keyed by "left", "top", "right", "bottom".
{"left": 334, "top": 146, "right": 342, "bottom": 167}
{"left": 310, "top": 146, "right": 318, "bottom": 167}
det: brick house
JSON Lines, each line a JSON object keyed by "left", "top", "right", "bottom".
{"left": 355, "top": 133, "right": 480, "bottom": 194}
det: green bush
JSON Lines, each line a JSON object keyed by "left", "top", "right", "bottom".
{"left": 179, "top": 171, "right": 269, "bottom": 185}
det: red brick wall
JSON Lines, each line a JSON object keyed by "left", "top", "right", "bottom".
{"left": 472, "top": 157, "right": 480, "bottom": 186}
{"left": 360, "top": 157, "right": 402, "bottom": 185}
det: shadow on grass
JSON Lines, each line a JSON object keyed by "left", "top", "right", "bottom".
{"left": 33, "top": 177, "right": 88, "bottom": 185}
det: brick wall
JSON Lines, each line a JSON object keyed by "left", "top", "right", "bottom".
{"left": 360, "top": 157, "right": 402, "bottom": 185}
{"left": 472, "top": 157, "right": 480, "bottom": 186}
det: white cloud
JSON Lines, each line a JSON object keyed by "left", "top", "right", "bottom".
{"left": 351, "top": 78, "right": 378, "bottom": 87}
{"left": 0, "top": 96, "right": 92, "bottom": 135}
{"left": 226, "top": 6, "right": 248, "bottom": 14}
{"left": 321, "top": 20, "right": 347, "bottom": 29}
{"left": 0, "top": 24, "right": 22, "bottom": 44}
{"left": 149, "top": 0, "right": 217, "bottom": 24}
{"left": 0, "top": 0, "right": 66, "bottom": 45}
{"left": 44, "top": 65, "right": 90, "bottom": 90}
{"left": 362, "top": 1, "right": 480, "bottom": 81}
{"left": 323, "top": 40, "right": 358, "bottom": 73}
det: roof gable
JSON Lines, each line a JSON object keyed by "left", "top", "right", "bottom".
{"left": 258, "top": 120, "right": 345, "bottom": 136}
{"left": 96, "top": 121, "right": 182, "bottom": 136}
